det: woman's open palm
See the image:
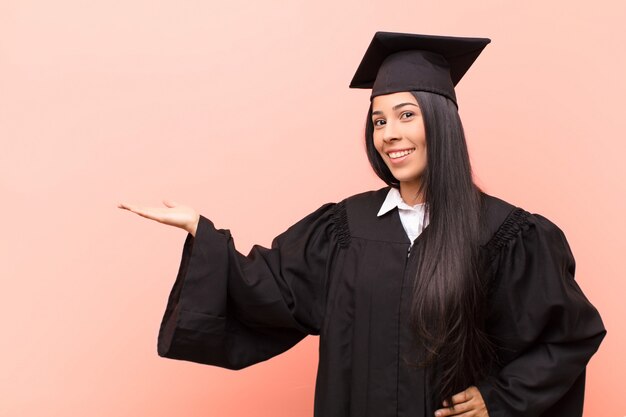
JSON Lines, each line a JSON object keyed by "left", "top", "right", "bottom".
{"left": 118, "top": 200, "right": 200, "bottom": 236}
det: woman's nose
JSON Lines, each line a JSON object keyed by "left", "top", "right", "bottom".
{"left": 382, "top": 122, "right": 400, "bottom": 143}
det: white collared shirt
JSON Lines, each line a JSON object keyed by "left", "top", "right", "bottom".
{"left": 377, "top": 187, "right": 430, "bottom": 244}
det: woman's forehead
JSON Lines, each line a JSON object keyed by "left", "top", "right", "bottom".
{"left": 371, "top": 91, "right": 419, "bottom": 111}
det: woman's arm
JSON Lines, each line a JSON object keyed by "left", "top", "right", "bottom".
{"left": 120, "top": 200, "right": 341, "bottom": 369}
{"left": 475, "top": 213, "right": 606, "bottom": 417}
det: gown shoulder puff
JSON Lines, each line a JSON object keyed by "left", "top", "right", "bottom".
{"left": 477, "top": 194, "right": 606, "bottom": 417}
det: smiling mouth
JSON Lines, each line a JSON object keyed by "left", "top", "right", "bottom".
{"left": 387, "top": 148, "right": 415, "bottom": 159}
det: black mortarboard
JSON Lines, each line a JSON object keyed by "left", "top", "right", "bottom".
{"left": 349, "top": 31, "right": 491, "bottom": 107}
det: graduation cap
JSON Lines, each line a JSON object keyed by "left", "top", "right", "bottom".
{"left": 349, "top": 31, "right": 491, "bottom": 107}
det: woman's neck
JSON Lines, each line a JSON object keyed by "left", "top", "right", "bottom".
{"left": 399, "top": 181, "right": 425, "bottom": 205}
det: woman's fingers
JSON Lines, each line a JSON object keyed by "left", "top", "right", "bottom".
{"left": 434, "top": 399, "right": 471, "bottom": 416}
{"left": 445, "top": 389, "right": 472, "bottom": 407}
{"left": 119, "top": 204, "right": 167, "bottom": 222}
{"left": 162, "top": 199, "right": 178, "bottom": 208}
{"left": 435, "top": 386, "right": 488, "bottom": 417}
{"left": 118, "top": 203, "right": 155, "bottom": 219}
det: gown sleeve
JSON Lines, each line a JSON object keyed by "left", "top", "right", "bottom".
{"left": 477, "top": 211, "right": 606, "bottom": 417}
{"left": 156, "top": 202, "right": 345, "bottom": 370}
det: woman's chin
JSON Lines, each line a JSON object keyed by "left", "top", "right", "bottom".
{"left": 387, "top": 170, "right": 422, "bottom": 185}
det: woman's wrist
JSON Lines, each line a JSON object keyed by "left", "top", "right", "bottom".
{"left": 187, "top": 215, "right": 200, "bottom": 237}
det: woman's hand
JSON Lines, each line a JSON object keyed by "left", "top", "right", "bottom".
{"left": 118, "top": 200, "right": 200, "bottom": 237}
{"left": 434, "top": 386, "right": 489, "bottom": 417}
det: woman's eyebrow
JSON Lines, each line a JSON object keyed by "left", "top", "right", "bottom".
{"left": 372, "top": 102, "right": 419, "bottom": 116}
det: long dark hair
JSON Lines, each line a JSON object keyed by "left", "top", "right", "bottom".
{"left": 365, "top": 91, "right": 493, "bottom": 405}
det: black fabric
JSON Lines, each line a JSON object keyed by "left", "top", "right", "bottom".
{"left": 157, "top": 187, "right": 606, "bottom": 417}
{"left": 349, "top": 32, "right": 491, "bottom": 106}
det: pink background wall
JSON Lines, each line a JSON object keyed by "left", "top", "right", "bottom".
{"left": 1, "top": 1, "right": 624, "bottom": 416}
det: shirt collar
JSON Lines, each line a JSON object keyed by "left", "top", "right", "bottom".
{"left": 377, "top": 187, "right": 426, "bottom": 216}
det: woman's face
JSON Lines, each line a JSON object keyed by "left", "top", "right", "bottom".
{"left": 371, "top": 91, "right": 427, "bottom": 190}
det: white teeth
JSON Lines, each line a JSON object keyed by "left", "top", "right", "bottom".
{"left": 388, "top": 149, "right": 415, "bottom": 159}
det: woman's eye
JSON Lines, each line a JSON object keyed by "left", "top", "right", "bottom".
{"left": 401, "top": 111, "right": 414, "bottom": 119}
{"left": 373, "top": 119, "right": 385, "bottom": 127}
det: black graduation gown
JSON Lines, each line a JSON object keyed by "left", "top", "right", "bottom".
{"left": 157, "top": 187, "right": 606, "bottom": 417}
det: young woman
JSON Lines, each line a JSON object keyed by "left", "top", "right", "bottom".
{"left": 119, "top": 32, "right": 606, "bottom": 417}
